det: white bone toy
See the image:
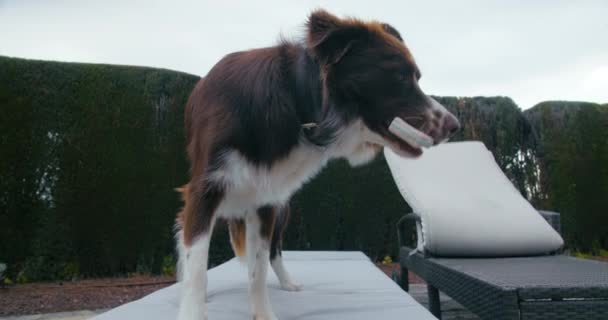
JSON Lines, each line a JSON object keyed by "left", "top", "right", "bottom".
{"left": 388, "top": 117, "right": 433, "bottom": 148}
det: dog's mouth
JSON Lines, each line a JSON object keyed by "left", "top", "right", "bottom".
{"left": 385, "top": 130, "right": 424, "bottom": 157}
{"left": 363, "top": 117, "right": 433, "bottom": 158}
{"left": 369, "top": 122, "right": 424, "bottom": 158}
{"left": 383, "top": 116, "right": 437, "bottom": 157}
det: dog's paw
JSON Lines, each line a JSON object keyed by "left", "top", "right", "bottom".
{"left": 253, "top": 314, "right": 278, "bottom": 320}
{"left": 280, "top": 281, "right": 303, "bottom": 292}
{"left": 252, "top": 310, "right": 279, "bottom": 320}
{"left": 177, "top": 297, "right": 207, "bottom": 320}
{"left": 178, "top": 310, "right": 207, "bottom": 320}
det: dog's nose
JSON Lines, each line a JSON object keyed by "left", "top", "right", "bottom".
{"left": 444, "top": 114, "right": 461, "bottom": 138}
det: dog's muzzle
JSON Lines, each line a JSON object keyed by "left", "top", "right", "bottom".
{"left": 425, "top": 97, "right": 461, "bottom": 144}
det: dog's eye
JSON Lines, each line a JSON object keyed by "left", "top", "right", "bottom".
{"left": 396, "top": 72, "right": 409, "bottom": 83}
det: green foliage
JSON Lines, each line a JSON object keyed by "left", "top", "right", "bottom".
{"left": 61, "top": 261, "right": 81, "bottom": 280}
{"left": 288, "top": 156, "right": 410, "bottom": 262}
{"left": 161, "top": 255, "right": 177, "bottom": 276}
{"left": 571, "top": 250, "right": 593, "bottom": 259}
{"left": 16, "top": 273, "right": 29, "bottom": 284}
{"left": 525, "top": 102, "right": 608, "bottom": 251}
{"left": 0, "top": 56, "right": 199, "bottom": 280}
{"left": 0, "top": 56, "right": 606, "bottom": 280}
{"left": 382, "top": 255, "right": 393, "bottom": 264}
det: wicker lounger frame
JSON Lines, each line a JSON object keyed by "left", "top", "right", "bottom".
{"left": 397, "top": 211, "right": 608, "bottom": 320}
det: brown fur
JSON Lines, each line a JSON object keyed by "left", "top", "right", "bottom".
{"left": 177, "top": 185, "right": 249, "bottom": 258}
{"left": 228, "top": 219, "right": 247, "bottom": 257}
{"left": 175, "top": 10, "right": 460, "bottom": 320}
{"left": 174, "top": 184, "right": 189, "bottom": 228}
{"left": 172, "top": 10, "right": 457, "bottom": 320}
{"left": 177, "top": 8, "right": 458, "bottom": 250}
{"left": 257, "top": 206, "right": 277, "bottom": 239}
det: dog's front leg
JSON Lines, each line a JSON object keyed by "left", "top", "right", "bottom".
{"left": 270, "top": 206, "right": 301, "bottom": 292}
{"left": 246, "top": 206, "right": 278, "bottom": 320}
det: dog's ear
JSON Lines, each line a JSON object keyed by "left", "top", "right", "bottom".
{"left": 306, "top": 9, "right": 367, "bottom": 66}
{"left": 382, "top": 23, "right": 403, "bottom": 42}
{"left": 307, "top": 9, "right": 342, "bottom": 46}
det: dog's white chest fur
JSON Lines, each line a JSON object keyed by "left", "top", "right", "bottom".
{"left": 211, "top": 144, "right": 328, "bottom": 216}
{"left": 209, "top": 120, "right": 379, "bottom": 217}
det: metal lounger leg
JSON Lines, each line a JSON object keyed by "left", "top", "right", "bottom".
{"left": 427, "top": 284, "right": 441, "bottom": 319}
{"left": 400, "top": 266, "right": 409, "bottom": 292}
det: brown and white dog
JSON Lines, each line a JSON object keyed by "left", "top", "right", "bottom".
{"left": 175, "top": 9, "right": 459, "bottom": 320}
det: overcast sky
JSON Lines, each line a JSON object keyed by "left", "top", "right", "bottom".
{"left": 1, "top": 0, "right": 607, "bottom": 109}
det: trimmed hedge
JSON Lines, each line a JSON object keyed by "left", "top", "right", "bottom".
{"left": 0, "top": 57, "right": 198, "bottom": 279}
{"left": 1, "top": 56, "right": 606, "bottom": 280}
{"left": 525, "top": 101, "right": 608, "bottom": 251}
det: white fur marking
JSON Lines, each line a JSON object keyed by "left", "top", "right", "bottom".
{"left": 208, "top": 121, "right": 376, "bottom": 220}
{"left": 175, "top": 229, "right": 186, "bottom": 281}
{"left": 429, "top": 96, "right": 450, "bottom": 115}
{"left": 271, "top": 256, "right": 302, "bottom": 291}
{"left": 177, "top": 221, "right": 215, "bottom": 320}
{"left": 246, "top": 213, "right": 277, "bottom": 320}
{"left": 178, "top": 120, "right": 386, "bottom": 320}
{"left": 425, "top": 97, "right": 449, "bottom": 133}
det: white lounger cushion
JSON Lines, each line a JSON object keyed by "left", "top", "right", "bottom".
{"left": 384, "top": 141, "right": 564, "bottom": 257}
{"left": 93, "top": 251, "right": 436, "bottom": 320}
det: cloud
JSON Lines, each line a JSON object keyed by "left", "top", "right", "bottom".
{"left": 1, "top": 0, "right": 606, "bottom": 108}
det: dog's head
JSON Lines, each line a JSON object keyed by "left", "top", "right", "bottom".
{"left": 306, "top": 10, "right": 460, "bottom": 158}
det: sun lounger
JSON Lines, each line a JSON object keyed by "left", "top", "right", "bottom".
{"left": 385, "top": 141, "right": 608, "bottom": 319}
